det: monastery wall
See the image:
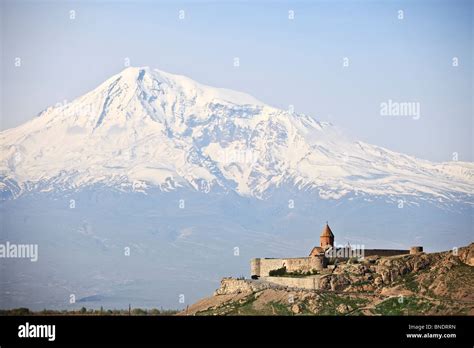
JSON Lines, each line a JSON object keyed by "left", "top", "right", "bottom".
{"left": 363, "top": 249, "right": 410, "bottom": 257}
{"left": 251, "top": 256, "right": 326, "bottom": 278}
{"left": 262, "top": 275, "right": 321, "bottom": 290}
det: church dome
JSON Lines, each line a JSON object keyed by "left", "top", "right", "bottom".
{"left": 321, "top": 223, "right": 334, "bottom": 238}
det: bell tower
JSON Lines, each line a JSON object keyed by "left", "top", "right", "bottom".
{"left": 320, "top": 222, "right": 334, "bottom": 249}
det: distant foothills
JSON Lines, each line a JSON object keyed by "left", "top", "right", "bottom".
{"left": 0, "top": 307, "right": 179, "bottom": 316}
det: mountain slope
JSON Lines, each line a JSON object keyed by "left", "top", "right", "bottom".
{"left": 0, "top": 66, "right": 472, "bottom": 202}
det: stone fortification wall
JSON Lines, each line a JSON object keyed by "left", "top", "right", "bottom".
{"left": 363, "top": 249, "right": 410, "bottom": 257}
{"left": 263, "top": 276, "right": 321, "bottom": 290}
{"left": 251, "top": 256, "right": 325, "bottom": 278}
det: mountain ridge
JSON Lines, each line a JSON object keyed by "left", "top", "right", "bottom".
{"left": 0, "top": 66, "right": 472, "bottom": 203}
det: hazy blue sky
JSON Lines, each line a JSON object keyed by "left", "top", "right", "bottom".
{"left": 1, "top": 0, "right": 472, "bottom": 162}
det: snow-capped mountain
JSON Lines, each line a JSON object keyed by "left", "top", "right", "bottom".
{"left": 0, "top": 66, "right": 472, "bottom": 202}
{"left": 1, "top": 67, "right": 472, "bottom": 311}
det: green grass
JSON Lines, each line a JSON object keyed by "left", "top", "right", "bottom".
{"left": 403, "top": 273, "right": 420, "bottom": 292}
{"left": 374, "top": 296, "right": 432, "bottom": 315}
{"left": 198, "top": 294, "right": 267, "bottom": 316}
{"left": 197, "top": 292, "right": 372, "bottom": 316}
{"left": 268, "top": 302, "right": 294, "bottom": 315}
{"left": 315, "top": 293, "right": 369, "bottom": 315}
{"left": 445, "top": 262, "right": 474, "bottom": 292}
{"left": 226, "top": 296, "right": 260, "bottom": 315}
{"left": 389, "top": 271, "right": 420, "bottom": 292}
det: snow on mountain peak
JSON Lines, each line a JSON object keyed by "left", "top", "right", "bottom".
{"left": 0, "top": 67, "right": 472, "bottom": 203}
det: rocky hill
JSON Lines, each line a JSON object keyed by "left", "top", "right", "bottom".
{"left": 179, "top": 243, "right": 474, "bottom": 315}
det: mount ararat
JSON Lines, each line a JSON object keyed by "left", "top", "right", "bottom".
{"left": 0, "top": 67, "right": 472, "bottom": 310}
{"left": 0, "top": 67, "right": 472, "bottom": 203}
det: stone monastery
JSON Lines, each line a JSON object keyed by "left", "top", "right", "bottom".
{"left": 250, "top": 223, "right": 423, "bottom": 287}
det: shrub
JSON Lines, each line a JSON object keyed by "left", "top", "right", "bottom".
{"left": 269, "top": 266, "right": 287, "bottom": 276}
{"left": 132, "top": 308, "right": 147, "bottom": 315}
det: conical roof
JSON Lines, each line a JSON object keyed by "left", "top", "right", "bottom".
{"left": 321, "top": 223, "right": 334, "bottom": 238}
